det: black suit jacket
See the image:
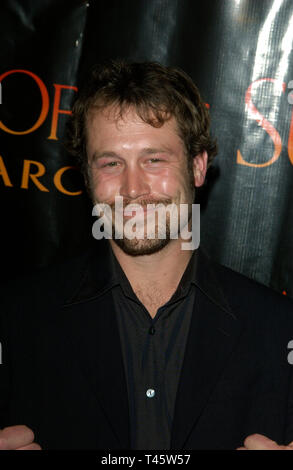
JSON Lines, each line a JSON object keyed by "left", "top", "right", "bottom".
{"left": 1, "top": 241, "right": 293, "bottom": 450}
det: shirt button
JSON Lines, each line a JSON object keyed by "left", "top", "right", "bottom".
{"left": 146, "top": 389, "right": 155, "bottom": 398}
{"left": 149, "top": 326, "right": 156, "bottom": 335}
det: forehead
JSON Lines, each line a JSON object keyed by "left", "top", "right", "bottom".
{"left": 85, "top": 105, "right": 182, "bottom": 145}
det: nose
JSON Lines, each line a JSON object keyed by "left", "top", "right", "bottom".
{"left": 119, "top": 165, "right": 151, "bottom": 200}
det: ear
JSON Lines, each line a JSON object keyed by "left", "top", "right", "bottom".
{"left": 193, "top": 151, "right": 208, "bottom": 187}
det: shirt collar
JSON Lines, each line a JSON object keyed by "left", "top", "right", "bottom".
{"left": 64, "top": 240, "right": 232, "bottom": 317}
{"left": 109, "top": 246, "right": 197, "bottom": 304}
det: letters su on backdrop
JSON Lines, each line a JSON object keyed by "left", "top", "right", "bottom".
{"left": 1, "top": 70, "right": 293, "bottom": 196}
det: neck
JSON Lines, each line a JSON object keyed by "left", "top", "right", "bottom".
{"left": 109, "top": 238, "right": 193, "bottom": 290}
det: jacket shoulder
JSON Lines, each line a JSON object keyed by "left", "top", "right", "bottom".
{"left": 0, "top": 248, "right": 92, "bottom": 320}
{"left": 209, "top": 254, "right": 293, "bottom": 318}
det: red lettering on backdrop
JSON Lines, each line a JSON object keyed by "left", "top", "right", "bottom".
{"left": 21, "top": 160, "right": 49, "bottom": 192}
{"left": 0, "top": 155, "right": 13, "bottom": 187}
{"left": 48, "top": 84, "right": 78, "bottom": 140}
{"left": 0, "top": 69, "right": 49, "bottom": 135}
{"left": 53, "top": 166, "right": 82, "bottom": 196}
{"left": 1, "top": 70, "right": 291, "bottom": 173}
{"left": 237, "top": 78, "right": 286, "bottom": 167}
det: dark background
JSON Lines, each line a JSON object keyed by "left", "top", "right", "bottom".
{"left": 1, "top": 0, "right": 293, "bottom": 297}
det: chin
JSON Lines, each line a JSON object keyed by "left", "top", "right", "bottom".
{"left": 113, "top": 237, "right": 170, "bottom": 256}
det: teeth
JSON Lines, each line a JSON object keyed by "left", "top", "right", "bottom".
{"left": 124, "top": 204, "right": 144, "bottom": 216}
{"left": 124, "top": 209, "right": 135, "bottom": 216}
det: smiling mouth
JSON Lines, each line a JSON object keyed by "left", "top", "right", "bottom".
{"left": 123, "top": 207, "right": 156, "bottom": 218}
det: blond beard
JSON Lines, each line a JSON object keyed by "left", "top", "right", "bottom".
{"left": 109, "top": 198, "right": 173, "bottom": 256}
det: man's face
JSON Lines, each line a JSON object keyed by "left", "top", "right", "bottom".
{"left": 86, "top": 105, "right": 207, "bottom": 256}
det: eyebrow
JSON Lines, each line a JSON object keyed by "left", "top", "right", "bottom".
{"left": 91, "top": 147, "right": 174, "bottom": 161}
{"left": 139, "top": 147, "right": 174, "bottom": 156}
{"left": 91, "top": 151, "right": 120, "bottom": 161}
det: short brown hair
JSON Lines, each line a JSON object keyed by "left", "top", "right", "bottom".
{"left": 66, "top": 60, "right": 217, "bottom": 187}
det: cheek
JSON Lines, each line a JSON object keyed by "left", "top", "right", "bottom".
{"left": 90, "top": 173, "right": 121, "bottom": 202}
{"left": 151, "top": 168, "right": 188, "bottom": 196}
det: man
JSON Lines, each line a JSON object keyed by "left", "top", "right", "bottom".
{"left": 0, "top": 61, "right": 293, "bottom": 450}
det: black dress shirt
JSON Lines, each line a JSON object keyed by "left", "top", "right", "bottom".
{"left": 109, "top": 247, "right": 197, "bottom": 450}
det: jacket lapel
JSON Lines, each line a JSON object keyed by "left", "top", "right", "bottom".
{"left": 171, "top": 249, "right": 242, "bottom": 449}
{"left": 61, "top": 240, "right": 130, "bottom": 448}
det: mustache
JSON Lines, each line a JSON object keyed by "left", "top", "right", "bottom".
{"left": 109, "top": 197, "right": 173, "bottom": 210}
